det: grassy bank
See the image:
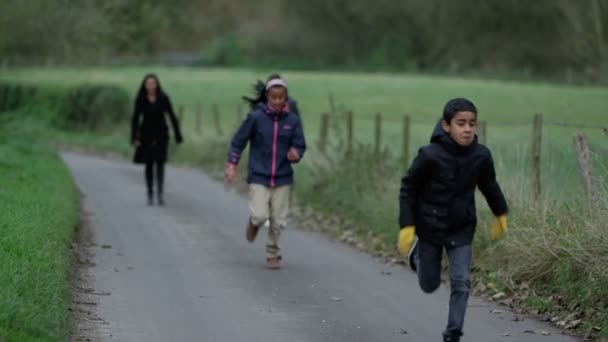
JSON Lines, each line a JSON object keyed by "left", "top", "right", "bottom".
{"left": 0, "top": 82, "right": 131, "bottom": 341}
{"left": 0, "top": 108, "right": 78, "bottom": 342}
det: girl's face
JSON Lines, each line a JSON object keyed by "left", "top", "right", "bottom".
{"left": 441, "top": 111, "right": 477, "bottom": 147}
{"left": 267, "top": 86, "right": 287, "bottom": 111}
{"left": 145, "top": 77, "right": 158, "bottom": 95}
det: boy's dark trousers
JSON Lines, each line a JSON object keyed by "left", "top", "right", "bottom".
{"left": 414, "top": 239, "right": 472, "bottom": 338}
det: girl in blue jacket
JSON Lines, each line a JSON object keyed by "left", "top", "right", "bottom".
{"left": 225, "top": 76, "right": 306, "bottom": 269}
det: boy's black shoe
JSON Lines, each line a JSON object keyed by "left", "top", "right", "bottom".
{"left": 157, "top": 193, "right": 165, "bottom": 206}
{"left": 407, "top": 237, "right": 419, "bottom": 272}
{"left": 443, "top": 331, "right": 462, "bottom": 342}
{"left": 147, "top": 192, "right": 154, "bottom": 206}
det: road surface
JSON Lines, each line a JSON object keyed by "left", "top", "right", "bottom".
{"left": 62, "top": 152, "right": 579, "bottom": 342}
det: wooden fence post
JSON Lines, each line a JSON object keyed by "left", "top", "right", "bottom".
{"left": 194, "top": 103, "right": 203, "bottom": 135}
{"left": 178, "top": 105, "right": 184, "bottom": 123}
{"left": 374, "top": 112, "right": 382, "bottom": 155}
{"left": 346, "top": 111, "right": 353, "bottom": 154}
{"left": 402, "top": 115, "right": 410, "bottom": 166}
{"left": 478, "top": 120, "right": 487, "bottom": 145}
{"left": 237, "top": 103, "right": 244, "bottom": 119}
{"left": 318, "top": 113, "right": 330, "bottom": 153}
{"left": 573, "top": 132, "right": 597, "bottom": 201}
{"left": 235, "top": 103, "right": 244, "bottom": 132}
{"left": 328, "top": 91, "right": 336, "bottom": 114}
{"left": 212, "top": 104, "right": 223, "bottom": 136}
{"left": 195, "top": 103, "right": 202, "bottom": 135}
{"left": 532, "top": 113, "right": 543, "bottom": 199}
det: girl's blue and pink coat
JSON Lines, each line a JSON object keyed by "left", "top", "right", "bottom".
{"left": 227, "top": 103, "right": 306, "bottom": 187}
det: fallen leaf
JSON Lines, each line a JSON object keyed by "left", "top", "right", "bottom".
{"left": 521, "top": 329, "right": 535, "bottom": 334}
{"left": 566, "top": 313, "right": 579, "bottom": 321}
{"left": 501, "top": 332, "right": 510, "bottom": 336}
{"left": 331, "top": 296, "right": 342, "bottom": 302}
{"left": 541, "top": 331, "right": 551, "bottom": 336}
{"left": 339, "top": 231, "right": 354, "bottom": 241}
{"left": 472, "top": 282, "right": 487, "bottom": 295}
{"left": 492, "top": 292, "right": 507, "bottom": 300}
{"left": 499, "top": 298, "right": 514, "bottom": 307}
{"left": 565, "top": 319, "right": 582, "bottom": 329}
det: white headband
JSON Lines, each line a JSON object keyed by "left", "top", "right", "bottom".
{"left": 265, "top": 78, "right": 287, "bottom": 90}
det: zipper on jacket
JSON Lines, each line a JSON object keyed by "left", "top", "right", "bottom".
{"left": 271, "top": 115, "right": 279, "bottom": 187}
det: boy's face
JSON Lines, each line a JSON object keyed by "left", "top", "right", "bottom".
{"left": 267, "top": 87, "right": 287, "bottom": 111}
{"left": 442, "top": 111, "right": 477, "bottom": 147}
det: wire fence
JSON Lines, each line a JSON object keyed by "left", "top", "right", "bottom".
{"left": 178, "top": 100, "right": 607, "bottom": 201}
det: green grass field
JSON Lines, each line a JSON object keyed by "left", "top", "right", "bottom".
{"left": 2, "top": 66, "right": 606, "bottom": 196}
{"left": 2, "top": 66, "right": 607, "bottom": 123}
{"left": 0, "top": 108, "right": 78, "bottom": 342}
{"left": 1, "top": 66, "right": 607, "bottom": 339}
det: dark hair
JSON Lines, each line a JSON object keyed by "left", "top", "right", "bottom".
{"left": 266, "top": 73, "right": 282, "bottom": 82}
{"left": 242, "top": 73, "right": 286, "bottom": 109}
{"left": 137, "top": 73, "right": 165, "bottom": 101}
{"left": 442, "top": 98, "right": 477, "bottom": 123}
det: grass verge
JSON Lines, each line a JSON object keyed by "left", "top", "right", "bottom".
{"left": 0, "top": 109, "right": 78, "bottom": 342}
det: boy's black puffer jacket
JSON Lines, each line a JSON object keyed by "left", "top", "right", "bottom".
{"left": 399, "top": 122, "right": 508, "bottom": 247}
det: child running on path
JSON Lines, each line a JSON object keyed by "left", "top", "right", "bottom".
{"left": 398, "top": 98, "right": 508, "bottom": 342}
{"left": 242, "top": 73, "right": 302, "bottom": 230}
{"left": 225, "top": 76, "right": 306, "bottom": 269}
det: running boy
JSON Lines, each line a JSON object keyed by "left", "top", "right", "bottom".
{"left": 398, "top": 98, "right": 508, "bottom": 342}
{"left": 225, "top": 76, "right": 306, "bottom": 270}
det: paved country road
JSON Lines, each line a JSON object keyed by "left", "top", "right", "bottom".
{"left": 62, "top": 152, "right": 580, "bottom": 342}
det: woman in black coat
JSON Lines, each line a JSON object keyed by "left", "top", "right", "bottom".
{"left": 131, "top": 74, "right": 183, "bottom": 205}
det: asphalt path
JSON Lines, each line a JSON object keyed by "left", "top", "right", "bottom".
{"left": 62, "top": 152, "right": 579, "bottom": 342}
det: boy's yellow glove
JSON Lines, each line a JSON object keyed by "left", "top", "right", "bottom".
{"left": 491, "top": 215, "right": 507, "bottom": 240}
{"left": 398, "top": 226, "right": 416, "bottom": 255}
